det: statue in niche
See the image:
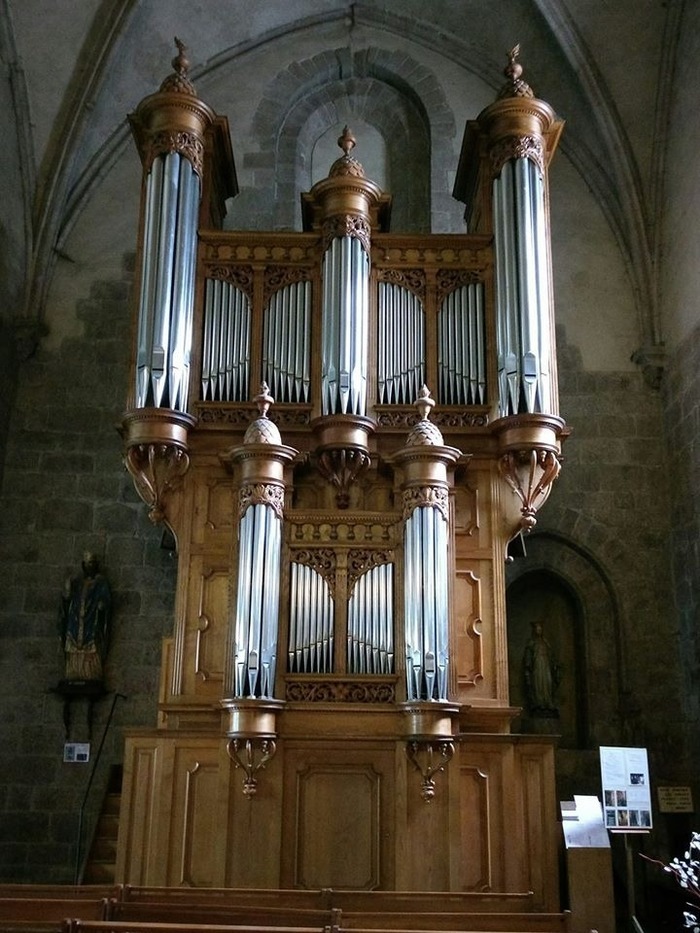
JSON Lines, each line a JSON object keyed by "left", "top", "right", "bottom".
{"left": 58, "top": 551, "right": 112, "bottom": 684}
{"left": 523, "top": 620, "right": 560, "bottom": 716}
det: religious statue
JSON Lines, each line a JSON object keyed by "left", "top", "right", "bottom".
{"left": 523, "top": 620, "right": 560, "bottom": 716}
{"left": 58, "top": 552, "right": 112, "bottom": 683}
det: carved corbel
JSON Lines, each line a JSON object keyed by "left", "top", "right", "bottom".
{"left": 493, "top": 413, "right": 566, "bottom": 533}
{"left": 120, "top": 408, "right": 195, "bottom": 527}
{"left": 498, "top": 447, "right": 561, "bottom": 532}
{"left": 221, "top": 698, "right": 284, "bottom": 798}
{"left": 406, "top": 740, "right": 455, "bottom": 803}
{"left": 226, "top": 737, "right": 277, "bottom": 798}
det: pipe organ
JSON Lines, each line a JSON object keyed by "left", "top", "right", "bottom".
{"left": 118, "top": 41, "right": 567, "bottom": 899}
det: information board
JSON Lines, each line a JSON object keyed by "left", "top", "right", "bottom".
{"left": 599, "top": 745, "right": 652, "bottom": 831}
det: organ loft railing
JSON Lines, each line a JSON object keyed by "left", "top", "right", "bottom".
{"left": 120, "top": 41, "right": 566, "bottom": 767}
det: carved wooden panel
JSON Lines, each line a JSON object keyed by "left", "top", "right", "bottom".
{"left": 116, "top": 744, "right": 160, "bottom": 885}
{"left": 517, "top": 744, "right": 558, "bottom": 910}
{"left": 296, "top": 764, "right": 379, "bottom": 888}
{"left": 178, "top": 556, "right": 229, "bottom": 697}
{"left": 454, "top": 564, "right": 485, "bottom": 689}
{"left": 168, "top": 744, "right": 222, "bottom": 887}
{"left": 282, "top": 745, "right": 394, "bottom": 890}
{"left": 459, "top": 763, "right": 492, "bottom": 891}
{"left": 458, "top": 738, "right": 558, "bottom": 906}
{"left": 192, "top": 476, "right": 235, "bottom": 544}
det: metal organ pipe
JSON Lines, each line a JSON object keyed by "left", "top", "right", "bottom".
{"left": 288, "top": 562, "right": 334, "bottom": 673}
{"left": 201, "top": 278, "right": 251, "bottom": 402}
{"left": 347, "top": 563, "right": 394, "bottom": 675}
{"left": 233, "top": 502, "right": 283, "bottom": 698}
{"left": 321, "top": 235, "right": 369, "bottom": 416}
{"left": 377, "top": 283, "right": 425, "bottom": 406}
{"left": 437, "top": 283, "right": 486, "bottom": 406}
{"left": 136, "top": 151, "right": 200, "bottom": 411}
{"left": 493, "top": 156, "right": 552, "bottom": 417}
{"left": 263, "top": 281, "right": 311, "bottom": 404}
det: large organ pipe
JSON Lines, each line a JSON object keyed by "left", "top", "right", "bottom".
{"left": 135, "top": 150, "right": 200, "bottom": 411}
{"left": 394, "top": 387, "right": 460, "bottom": 702}
{"left": 493, "top": 156, "right": 552, "bottom": 416}
{"left": 322, "top": 235, "right": 369, "bottom": 416}
{"left": 225, "top": 386, "right": 296, "bottom": 699}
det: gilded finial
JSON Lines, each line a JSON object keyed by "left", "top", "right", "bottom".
{"left": 405, "top": 386, "right": 444, "bottom": 447}
{"left": 338, "top": 126, "right": 356, "bottom": 156}
{"left": 329, "top": 125, "right": 365, "bottom": 178}
{"left": 159, "top": 37, "right": 196, "bottom": 95}
{"left": 255, "top": 382, "right": 274, "bottom": 419}
{"left": 497, "top": 44, "right": 534, "bottom": 99}
{"left": 415, "top": 385, "right": 435, "bottom": 421}
{"left": 172, "top": 37, "right": 190, "bottom": 76}
{"left": 243, "top": 383, "right": 281, "bottom": 445}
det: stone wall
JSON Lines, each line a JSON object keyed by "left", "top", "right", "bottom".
{"left": 0, "top": 261, "right": 176, "bottom": 883}
{"left": 663, "top": 324, "right": 700, "bottom": 778}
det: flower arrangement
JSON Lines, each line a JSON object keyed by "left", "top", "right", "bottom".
{"left": 642, "top": 832, "right": 700, "bottom": 931}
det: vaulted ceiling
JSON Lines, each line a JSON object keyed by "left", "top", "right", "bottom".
{"left": 0, "top": 0, "right": 685, "bottom": 360}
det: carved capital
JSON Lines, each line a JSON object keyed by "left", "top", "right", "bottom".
{"left": 322, "top": 214, "right": 371, "bottom": 253}
{"left": 141, "top": 129, "right": 205, "bottom": 177}
{"left": 402, "top": 485, "right": 449, "bottom": 522}
{"left": 239, "top": 482, "right": 285, "bottom": 520}
{"left": 406, "top": 740, "right": 455, "bottom": 803}
{"left": 490, "top": 135, "right": 545, "bottom": 177}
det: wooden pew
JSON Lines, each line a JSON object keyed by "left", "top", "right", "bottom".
{"left": 106, "top": 903, "right": 333, "bottom": 929}
{"left": 62, "top": 922, "right": 325, "bottom": 933}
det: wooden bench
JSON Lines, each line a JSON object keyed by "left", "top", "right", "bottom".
{"left": 0, "top": 896, "right": 111, "bottom": 932}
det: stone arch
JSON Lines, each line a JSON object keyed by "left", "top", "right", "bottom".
{"left": 246, "top": 46, "right": 456, "bottom": 232}
{"left": 506, "top": 530, "right": 625, "bottom": 751}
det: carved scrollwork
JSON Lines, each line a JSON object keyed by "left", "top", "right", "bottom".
{"left": 402, "top": 485, "right": 449, "bottom": 522}
{"left": 239, "top": 482, "right": 285, "bottom": 520}
{"left": 285, "top": 679, "right": 395, "bottom": 703}
{"left": 377, "top": 268, "right": 426, "bottom": 300}
{"left": 490, "top": 135, "right": 545, "bottom": 178}
{"left": 435, "top": 268, "right": 483, "bottom": 305}
{"left": 263, "top": 266, "right": 314, "bottom": 305}
{"left": 292, "top": 549, "right": 337, "bottom": 595}
{"left": 322, "top": 214, "right": 371, "bottom": 253}
{"left": 196, "top": 404, "right": 311, "bottom": 427}
{"left": 124, "top": 442, "right": 190, "bottom": 525}
{"left": 375, "top": 408, "right": 489, "bottom": 429}
{"left": 434, "top": 410, "right": 489, "bottom": 428}
{"left": 206, "top": 265, "right": 254, "bottom": 297}
{"left": 347, "top": 549, "right": 394, "bottom": 593}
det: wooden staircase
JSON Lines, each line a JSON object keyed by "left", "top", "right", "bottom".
{"left": 82, "top": 768, "right": 122, "bottom": 885}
